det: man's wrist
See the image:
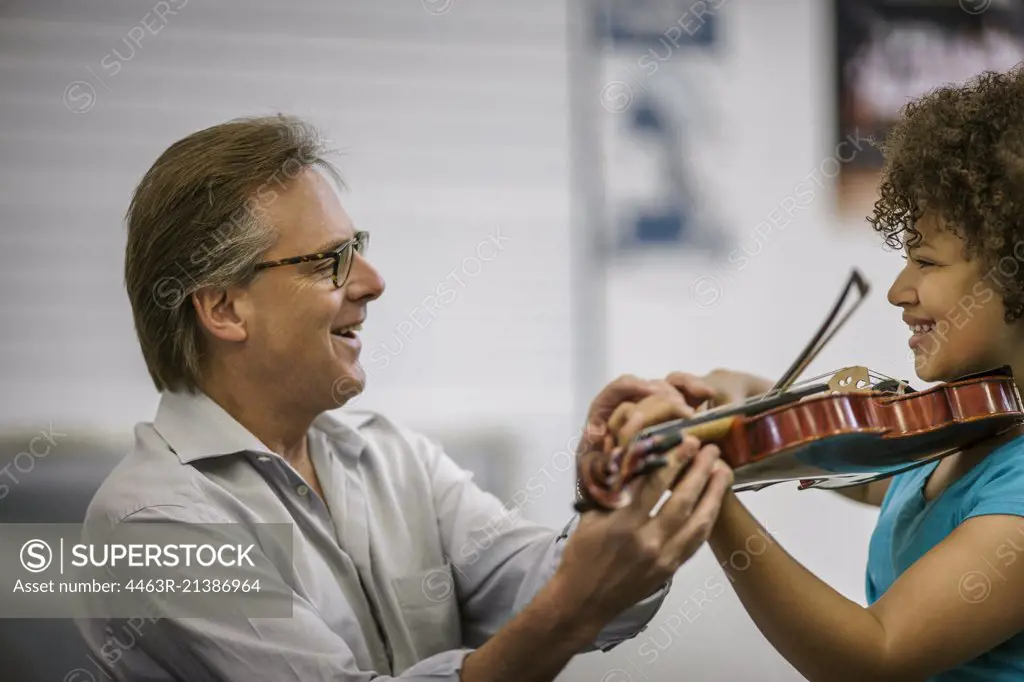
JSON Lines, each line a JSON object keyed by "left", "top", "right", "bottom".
{"left": 538, "top": 571, "right": 606, "bottom": 646}
{"left": 460, "top": 571, "right": 608, "bottom": 682}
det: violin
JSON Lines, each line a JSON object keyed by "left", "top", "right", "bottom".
{"left": 576, "top": 270, "right": 1024, "bottom": 511}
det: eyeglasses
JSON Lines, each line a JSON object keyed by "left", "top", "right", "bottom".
{"left": 254, "top": 231, "right": 370, "bottom": 288}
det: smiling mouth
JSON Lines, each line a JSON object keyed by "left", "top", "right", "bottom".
{"left": 331, "top": 322, "right": 363, "bottom": 339}
{"left": 907, "top": 321, "right": 939, "bottom": 351}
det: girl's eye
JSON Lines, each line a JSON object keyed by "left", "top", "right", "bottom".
{"left": 902, "top": 254, "right": 935, "bottom": 268}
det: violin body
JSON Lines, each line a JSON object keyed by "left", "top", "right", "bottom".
{"left": 725, "top": 368, "right": 1024, "bottom": 492}
{"left": 578, "top": 366, "right": 1024, "bottom": 510}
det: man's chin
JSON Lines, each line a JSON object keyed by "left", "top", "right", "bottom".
{"left": 329, "top": 367, "right": 366, "bottom": 407}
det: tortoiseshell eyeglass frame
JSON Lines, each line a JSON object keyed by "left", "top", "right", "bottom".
{"left": 253, "top": 231, "right": 370, "bottom": 288}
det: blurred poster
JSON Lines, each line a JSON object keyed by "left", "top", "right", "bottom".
{"left": 835, "top": 0, "right": 1024, "bottom": 219}
{"left": 589, "top": 0, "right": 732, "bottom": 254}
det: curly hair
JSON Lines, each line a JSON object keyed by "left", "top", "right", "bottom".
{"left": 867, "top": 63, "right": 1024, "bottom": 322}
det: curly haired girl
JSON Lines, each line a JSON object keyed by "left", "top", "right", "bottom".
{"left": 649, "top": 65, "right": 1024, "bottom": 681}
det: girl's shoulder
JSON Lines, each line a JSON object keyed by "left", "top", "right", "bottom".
{"left": 874, "top": 434, "right": 1024, "bottom": 520}
{"left": 957, "top": 433, "right": 1024, "bottom": 521}
{"left": 965, "top": 433, "right": 1024, "bottom": 483}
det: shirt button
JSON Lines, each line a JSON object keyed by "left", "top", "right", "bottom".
{"left": 296, "top": 484, "right": 309, "bottom": 496}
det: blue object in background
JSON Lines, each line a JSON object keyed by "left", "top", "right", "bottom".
{"left": 619, "top": 94, "right": 698, "bottom": 248}
{"left": 593, "top": 0, "right": 717, "bottom": 47}
{"left": 634, "top": 210, "right": 687, "bottom": 244}
{"left": 589, "top": 0, "right": 726, "bottom": 253}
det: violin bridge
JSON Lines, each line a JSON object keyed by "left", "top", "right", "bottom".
{"left": 827, "top": 366, "right": 873, "bottom": 393}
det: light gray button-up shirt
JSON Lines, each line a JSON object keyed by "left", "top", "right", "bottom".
{"left": 75, "top": 390, "right": 668, "bottom": 681}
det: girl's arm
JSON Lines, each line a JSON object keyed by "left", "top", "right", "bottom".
{"left": 710, "top": 489, "right": 1024, "bottom": 682}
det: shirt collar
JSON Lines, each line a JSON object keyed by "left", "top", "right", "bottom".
{"left": 153, "top": 389, "right": 373, "bottom": 465}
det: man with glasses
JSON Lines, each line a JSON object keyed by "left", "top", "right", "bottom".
{"left": 75, "top": 115, "right": 732, "bottom": 682}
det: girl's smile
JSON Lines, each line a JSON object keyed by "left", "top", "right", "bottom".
{"left": 888, "top": 214, "right": 1024, "bottom": 384}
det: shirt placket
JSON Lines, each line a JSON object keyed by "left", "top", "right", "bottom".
{"left": 256, "top": 451, "right": 393, "bottom": 673}
{"left": 336, "top": 462, "right": 395, "bottom": 672}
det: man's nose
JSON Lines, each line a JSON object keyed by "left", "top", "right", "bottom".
{"left": 346, "top": 253, "right": 385, "bottom": 302}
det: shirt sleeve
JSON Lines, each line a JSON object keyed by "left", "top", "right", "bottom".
{"left": 424, "top": 435, "right": 669, "bottom": 652}
{"left": 75, "top": 503, "right": 473, "bottom": 682}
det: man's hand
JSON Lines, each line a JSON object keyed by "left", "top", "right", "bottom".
{"left": 556, "top": 389, "right": 733, "bottom": 625}
{"left": 577, "top": 374, "right": 716, "bottom": 453}
{"left": 665, "top": 369, "right": 775, "bottom": 411}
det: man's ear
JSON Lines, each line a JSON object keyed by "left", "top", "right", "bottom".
{"left": 191, "top": 285, "right": 250, "bottom": 343}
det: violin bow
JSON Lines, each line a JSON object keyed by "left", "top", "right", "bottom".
{"left": 574, "top": 269, "right": 873, "bottom": 513}
{"left": 766, "top": 269, "right": 870, "bottom": 395}
{"left": 634, "top": 269, "right": 871, "bottom": 443}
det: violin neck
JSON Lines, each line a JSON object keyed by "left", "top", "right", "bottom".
{"left": 636, "top": 382, "right": 827, "bottom": 442}
{"left": 683, "top": 415, "right": 736, "bottom": 441}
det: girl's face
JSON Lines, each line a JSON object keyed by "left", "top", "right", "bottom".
{"left": 887, "top": 214, "right": 1024, "bottom": 383}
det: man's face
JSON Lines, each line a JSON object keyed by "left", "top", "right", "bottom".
{"left": 241, "top": 167, "right": 385, "bottom": 410}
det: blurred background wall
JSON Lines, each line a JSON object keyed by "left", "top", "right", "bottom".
{"left": 1, "top": 0, "right": 1021, "bottom": 680}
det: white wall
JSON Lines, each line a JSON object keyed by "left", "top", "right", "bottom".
{"left": 0, "top": 1, "right": 918, "bottom": 680}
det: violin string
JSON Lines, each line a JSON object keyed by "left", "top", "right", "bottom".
{"left": 759, "top": 368, "right": 910, "bottom": 404}
{"left": 763, "top": 370, "right": 833, "bottom": 398}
